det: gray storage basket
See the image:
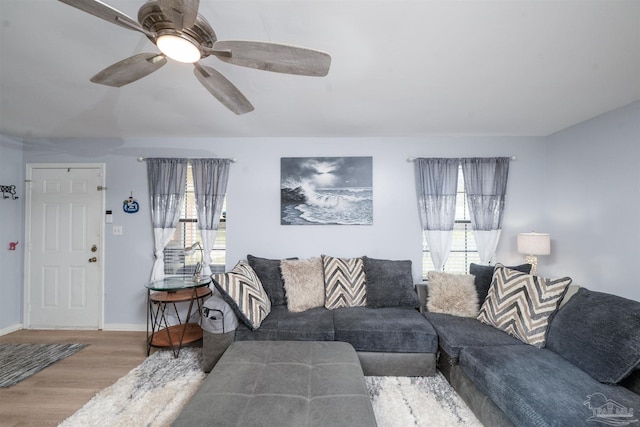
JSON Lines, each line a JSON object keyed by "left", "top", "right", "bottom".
{"left": 200, "top": 290, "right": 238, "bottom": 372}
{"left": 200, "top": 290, "right": 239, "bottom": 334}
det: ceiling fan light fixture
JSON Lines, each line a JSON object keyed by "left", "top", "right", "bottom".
{"left": 156, "top": 34, "right": 201, "bottom": 63}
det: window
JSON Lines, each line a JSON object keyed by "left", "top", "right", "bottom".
{"left": 422, "top": 165, "right": 480, "bottom": 277}
{"left": 164, "top": 164, "right": 227, "bottom": 275}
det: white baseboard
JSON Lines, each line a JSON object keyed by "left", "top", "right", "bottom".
{"left": 0, "top": 323, "right": 23, "bottom": 336}
{"left": 102, "top": 323, "right": 146, "bottom": 332}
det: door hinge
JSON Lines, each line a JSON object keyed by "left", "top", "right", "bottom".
{"left": 97, "top": 186, "right": 108, "bottom": 191}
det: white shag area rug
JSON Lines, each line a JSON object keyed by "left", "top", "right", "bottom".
{"left": 61, "top": 347, "right": 482, "bottom": 427}
{"left": 366, "top": 374, "right": 483, "bottom": 427}
{"left": 59, "top": 347, "right": 206, "bottom": 427}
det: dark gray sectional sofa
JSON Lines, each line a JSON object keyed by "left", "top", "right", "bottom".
{"left": 424, "top": 286, "right": 640, "bottom": 427}
{"left": 201, "top": 256, "right": 640, "bottom": 427}
{"left": 202, "top": 255, "right": 438, "bottom": 376}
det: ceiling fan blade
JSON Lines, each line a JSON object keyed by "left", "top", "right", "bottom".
{"left": 57, "top": 0, "right": 151, "bottom": 36}
{"left": 211, "top": 41, "right": 331, "bottom": 77}
{"left": 90, "top": 53, "right": 167, "bottom": 87}
{"left": 194, "top": 63, "right": 254, "bottom": 115}
{"left": 158, "top": 0, "right": 199, "bottom": 32}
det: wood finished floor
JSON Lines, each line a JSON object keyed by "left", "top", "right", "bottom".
{"left": 0, "top": 330, "right": 154, "bottom": 427}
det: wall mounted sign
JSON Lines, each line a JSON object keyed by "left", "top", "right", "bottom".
{"left": 281, "top": 156, "right": 373, "bottom": 225}
{"left": 1, "top": 185, "right": 18, "bottom": 199}
{"left": 123, "top": 192, "right": 139, "bottom": 214}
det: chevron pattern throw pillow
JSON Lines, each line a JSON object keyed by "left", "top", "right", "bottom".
{"left": 323, "top": 255, "right": 367, "bottom": 309}
{"left": 477, "top": 264, "right": 572, "bottom": 347}
{"left": 212, "top": 261, "right": 271, "bottom": 330}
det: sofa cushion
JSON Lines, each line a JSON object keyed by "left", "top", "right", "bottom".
{"left": 332, "top": 307, "right": 437, "bottom": 353}
{"left": 362, "top": 257, "right": 418, "bottom": 309}
{"left": 546, "top": 287, "right": 640, "bottom": 384}
{"left": 426, "top": 271, "right": 479, "bottom": 317}
{"left": 280, "top": 258, "right": 325, "bottom": 312}
{"left": 469, "top": 263, "right": 531, "bottom": 303}
{"left": 323, "top": 255, "right": 367, "bottom": 309}
{"left": 235, "top": 305, "right": 335, "bottom": 342}
{"left": 477, "top": 265, "right": 571, "bottom": 347}
{"left": 423, "top": 312, "right": 523, "bottom": 362}
{"left": 459, "top": 345, "right": 640, "bottom": 427}
{"left": 212, "top": 261, "right": 271, "bottom": 330}
{"left": 247, "top": 255, "right": 296, "bottom": 306}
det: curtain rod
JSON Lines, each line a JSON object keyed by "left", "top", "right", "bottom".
{"left": 406, "top": 156, "right": 516, "bottom": 162}
{"left": 137, "top": 157, "right": 236, "bottom": 163}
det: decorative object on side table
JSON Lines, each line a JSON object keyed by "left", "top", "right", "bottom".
{"left": 517, "top": 232, "right": 550, "bottom": 275}
{"left": 183, "top": 242, "right": 204, "bottom": 281}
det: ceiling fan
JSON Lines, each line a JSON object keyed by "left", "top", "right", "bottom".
{"left": 57, "top": 0, "right": 332, "bottom": 114}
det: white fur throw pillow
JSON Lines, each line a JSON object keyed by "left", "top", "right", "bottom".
{"left": 280, "top": 258, "right": 325, "bottom": 312}
{"left": 427, "top": 271, "right": 479, "bottom": 317}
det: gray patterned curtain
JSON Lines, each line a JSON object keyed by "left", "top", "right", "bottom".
{"left": 414, "top": 158, "right": 460, "bottom": 271}
{"left": 461, "top": 157, "right": 510, "bottom": 264}
{"left": 191, "top": 158, "right": 231, "bottom": 276}
{"left": 147, "top": 158, "right": 188, "bottom": 280}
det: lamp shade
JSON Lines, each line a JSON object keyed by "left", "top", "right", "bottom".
{"left": 517, "top": 232, "right": 550, "bottom": 255}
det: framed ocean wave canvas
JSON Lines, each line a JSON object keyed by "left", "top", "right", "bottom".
{"left": 281, "top": 157, "right": 373, "bottom": 225}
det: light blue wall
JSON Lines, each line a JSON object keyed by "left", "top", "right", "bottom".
{"left": 5, "top": 102, "right": 638, "bottom": 331}
{"left": 545, "top": 101, "right": 640, "bottom": 301}
{"left": 0, "top": 135, "right": 24, "bottom": 332}
{"left": 17, "top": 136, "right": 544, "bottom": 329}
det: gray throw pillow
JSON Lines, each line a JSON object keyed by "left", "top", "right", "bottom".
{"left": 247, "top": 255, "right": 297, "bottom": 306}
{"left": 362, "top": 257, "right": 418, "bottom": 309}
{"left": 469, "top": 263, "right": 532, "bottom": 303}
{"left": 546, "top": 288, "right": 640, "bottom": 383}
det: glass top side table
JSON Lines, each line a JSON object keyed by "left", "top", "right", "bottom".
{"left": 145, "top": 275, "right": 212, "bottom": 357}
{"left": 145, "top": 276, "right": 211, "bottom": 292}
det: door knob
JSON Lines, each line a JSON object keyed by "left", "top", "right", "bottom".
{"left": 89, "top": 257, "right": 97, "bottom": 263}
{"left": 91, "top": 245, "right": 98, "bottom": 252}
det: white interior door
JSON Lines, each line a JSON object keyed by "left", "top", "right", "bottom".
{"left": 25, "top": 164, "right": 104, "bottom": 329}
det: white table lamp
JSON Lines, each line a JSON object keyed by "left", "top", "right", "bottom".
{"left": 517, "top": 232, "right": 550, "bottom": 275}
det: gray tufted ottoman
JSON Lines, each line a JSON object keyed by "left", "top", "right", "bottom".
{"left": 172, "top": 341, "right": 377, "bottom": 427}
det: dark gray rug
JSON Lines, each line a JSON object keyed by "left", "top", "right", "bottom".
{"left": 0, "top": 343, "right": 88, "bottom": 388}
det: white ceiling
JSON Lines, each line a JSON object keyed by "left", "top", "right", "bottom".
{"left": 1, "top": 0, "right": 639, "bottom": 139}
